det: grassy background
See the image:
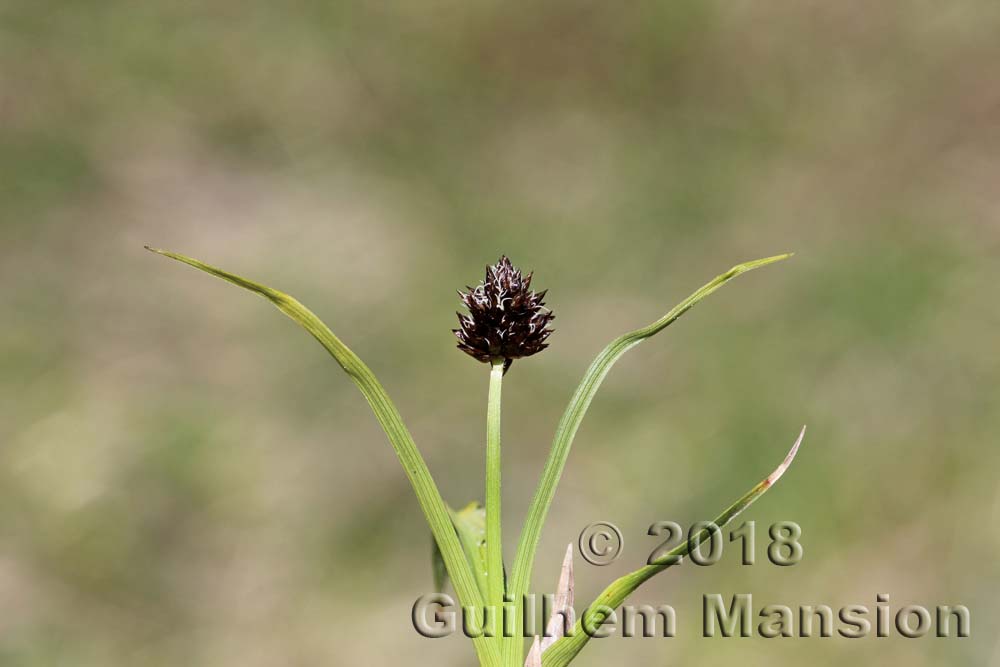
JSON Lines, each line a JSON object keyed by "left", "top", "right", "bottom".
{"left": 1, "top": 2, "right": 998, "bottom": 665}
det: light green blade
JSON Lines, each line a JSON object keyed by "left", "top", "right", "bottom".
{"left": 431, "top": 538, "right": 449, "bottom": 594}
{"left": 452, "top": 501, "right": 490, "bottom": 596}
{"left": 431, "top": 502, "right": 490, "bottom": 596}
{"left": 504, "top": 253, "right": 792, "bottom": 666}
{"left": 541, "top": 426, "right": 805, "bottom": 667}
{"left": 147, "top": 247, "right": 500, "bottom": 667}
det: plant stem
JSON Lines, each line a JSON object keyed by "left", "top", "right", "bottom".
{"left": 486, "top": 358, "right": 505, "bottom": 642}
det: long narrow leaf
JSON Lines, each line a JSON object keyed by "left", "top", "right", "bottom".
{"left": 504, "top": 253, "right": 791, "bottom": 666}
{"left": 451, "top": 501, "right": 491, "bottom": 597}
{"left": 146, "top": 247, "right": 500, "bottom": 667}
{"left": 431, "top": 539, "right": 449, "bottom": 594}
{"left": 431, "top": 502, "right": 490, "bottom": 596}
{"left": 541, "top": 426, "right": 806, "bottom": 667}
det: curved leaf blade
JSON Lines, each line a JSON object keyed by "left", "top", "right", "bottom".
{"left": 541, "top": 426, "right": 806, "bottom": 667}
{"left": 504, "top": 253, "right": 792, "bottom": 666}
{"left": 432, "top": 501, "right": 490, "bottom": 596}
{"left": 146, "top": 247, "right": 500, "bottom": 667}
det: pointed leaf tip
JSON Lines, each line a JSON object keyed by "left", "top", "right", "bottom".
{"left": 541, "top": 543, "right": 575, "bottom": 652}
{"left": 737, "top": 252, "right": 794, "bottom": 272}
{"left": 766, "top": 425, "right": 806, "bottom": 487}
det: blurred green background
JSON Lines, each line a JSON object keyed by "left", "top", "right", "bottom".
{"left": 1, "top": 2, "right": 998, "bottom": 665}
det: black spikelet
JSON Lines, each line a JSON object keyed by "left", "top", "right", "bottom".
{"left": 454, "top": 256, "right": 554, "bottom": 371}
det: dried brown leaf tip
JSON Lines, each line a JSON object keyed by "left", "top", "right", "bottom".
{"left": 454, "top": 256, "right": 555, "bottom": 371}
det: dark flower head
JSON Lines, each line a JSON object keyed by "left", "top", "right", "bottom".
{"left": 454, "top": 256, "right": 554, "bottom": 370}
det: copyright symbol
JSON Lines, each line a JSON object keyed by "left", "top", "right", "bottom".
{"left": 578, "top": 522, "right": 623, "bottom": 566}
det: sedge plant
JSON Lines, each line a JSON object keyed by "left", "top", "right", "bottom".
{"left": 147, "top": 247, "right": 803, "bottom": 667}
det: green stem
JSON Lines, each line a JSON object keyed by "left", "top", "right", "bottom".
{"left": 486, "top": 359, "right": 506, "bottom": 640}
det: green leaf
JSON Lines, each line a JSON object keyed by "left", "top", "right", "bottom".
{"left": 451, "top": 501, "right": 490, "bottom": 596}
{"left": 431, "top": 502, "right": 490, "bottom": 596}
{"left": 431, "top": 538, "right": 448, "bottom": 594}
{"left": 146, "top": 247, "right": 500, "bottom": 667}
{"left": 503, "top": 253, "right": 792, "bottom": 667}
{"left": 541, "top": 426, "right": 806, "bottom": 667}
